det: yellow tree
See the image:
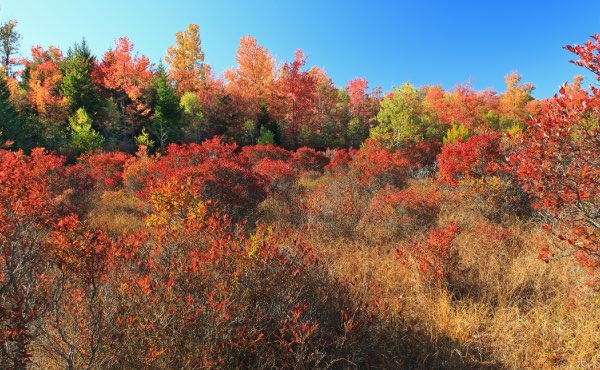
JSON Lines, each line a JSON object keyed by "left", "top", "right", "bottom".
{"left": 225, "top": 35, "right": 277, "bottom": 105}
{"left": 165, "top": 23, "right": 206, "bottom": 94}
{"left": 499, "top": 71, "right": 534, "bottom": 122}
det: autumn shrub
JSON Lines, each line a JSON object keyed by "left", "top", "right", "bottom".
{"left": 512, "top": 35, "right": 600, "bottom": 287}
{"left": 349, "top": 139, "right": 410, "bottom": 189}
{"left": 303, "top": 177, "right": 370, "bottom": 239}
{"left": 252, "top": 158, "right": 298, "bottom": 196}
{"left": 142, "top": 138, "right": 266, "bottom": 223}
{"left": 358, "top": 184, "right": 442, "bottom": 243}
{"left": 291, "top": 147, "right": 330, "bottom": 175}
{"left": 241, "top": 143, "right": 293, "bottom": 165}
{"left": 41, "top": 215, "right": 117, "bottom": 369}
{"left": 397, "top": 139, "right": 442, "bottom": 177}
{"left": 437, "top": 132, "right": 505, "bottom": 186}
{"left": 397, "top": 223, "right": 462, "bottom": 288}
{"left": 104, "top": 200, "right": 373, "bottom": 369}
{"left": 0, "top": 149, "right": 68, "bottom": 368}
{"left": 324, "top": 148, "right": 356, "bottom": 176}
{"left": 122, "top": 145, "right": 156, "bottom": 194}
{"left": 77, "top": 151, "right": 132, "bottom": 191}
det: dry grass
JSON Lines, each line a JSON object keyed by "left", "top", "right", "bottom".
{"left": 87, "top": 190, "right": 146, "bottom": 234}
{"left": 296, "top": 178, "right": 600, "bottom": 369}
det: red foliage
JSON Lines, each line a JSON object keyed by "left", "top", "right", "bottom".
{"left": 324, "top": 148, "right": 356, "bottom": 176}
{"left": 77, "top": 151, "right": 132, "bottom": 191}
{"left": 144, "top": 138, "right": 265, "bottom": 221}
{"left": 349, "top": 140, "right": 410, "bottom": 188}
{"left": 398, "top": 139, "right": 442, "bottom": 171}
{"left": 398, "top": 223, "right": 461, "bottom": 285}
{"left": 291, "top": 147, "right": 329, "bottom": 174}
{"left": 0, "top": 149, "right": 68, "bottom": 367}
{"left": 252, "top": 158, "right": 298, "bottom": 195}
{"left": 513, "top": 35, "right": 600, "bottom": 285}
{"left": 241, "top": 144, "right": 293, "bottom": 165}
{"left": 437, "top": 133, "right": 505, "bottom": 185}
{"left": 360, "top": 185, "right": 442, "bottom": 241}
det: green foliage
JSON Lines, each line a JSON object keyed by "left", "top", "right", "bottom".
{"left": 151, "top": 68, "right": 184, "bottom": 148}
{"left": 346, "top": 117, "right": 370, "bottom": 148}
{"left": 0, "top": 76, "right": 22, "bottom": 148}
{"left": 135, "top": 127, "right": 155, "bottom": 149}
{"left": 443, "top": 123, "right": 471, "bottom": 144}
{"left": 257, "top": 126, "right": 275, "bottom": 145}
{"left": 241, "top": 120, "right": 257, "bottom": 145}
{"left": 180, "top": 91, "right": 206, "bottom": 143}
{"left": 61, "top": 40, "right": 100, "bottom": 115}
{"left": 69, "top": 108, "right": 104, "bottom": 155}
{"left": 0, "top": 19, "right": 20, "bottom": 77}
{"left": 370, "top": 83, "right": 428, "bottom": 149}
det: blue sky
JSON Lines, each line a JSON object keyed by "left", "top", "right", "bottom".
{"left": 1, "top": 0, "right": 599, "bottom": 97}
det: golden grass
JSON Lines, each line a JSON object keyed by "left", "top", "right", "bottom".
{"left": 87, "top": 190, "right": 146, "bottom": 235}
{"left": 300, "top": 178, "right": 600, "bottom": 369}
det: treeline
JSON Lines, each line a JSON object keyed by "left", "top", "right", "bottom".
{"left": 0, "top": 21, "right": 543, "bottom": 156}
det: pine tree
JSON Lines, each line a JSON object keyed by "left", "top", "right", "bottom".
{"left": 0, "top": 76, "right": 22, "bottom": 148}
{"left": 69, "top": 108, "right": 104, "bottom": 156}
{"left": 61, "top": 40, "right": 101, "bottom": 116}
{"left": 150, "top": 66, "right": 184, "bottom": 149}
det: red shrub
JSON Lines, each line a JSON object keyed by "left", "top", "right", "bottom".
{"left": 324, "top": 148, "right": 356, "bottom": 176}
{"left": 107, "top": 204, "right": 368, "bottom": 368}
{"left": 398, "top": 223, "right": 461, "bottom": 286}
{"left": 241, "top": 144, "right": 293, "bottom": 165}
{"left": 398, "top": 139, "right": 442, "bottom": 173}
{"left": 349, "top": 139, "right": 410, "bottom": 189}
{"left": 143, "top": 138, "right": 265, "bottom": 222}
{"left": 0, "top": 148, "right": 68, "bottom": 368}
{"left": 77, "top": 151, "right": 132, "bottom": 191}
{"left": 512, "top": 35, "right": 600, "bottom": 285}
{"left": 252, "top": 158, "right": 298, "bottom": 195}
{"left": 437, "top": 133, "right": 505, "bottom": 186}
{"left": 359, "top": 185, "right": 442, "bottom": 242}
{"left": 291, "top": 147, "right": 330, "bottom": 174}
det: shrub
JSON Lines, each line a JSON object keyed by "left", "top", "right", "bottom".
{"left": 349, "top": 139, "right": 410, "bottom": 189}
{"left": 437, "top": 132, "right": 505, "bottom": 186}
{"left": 358, "top": 184, "right": 442, "bottom": 243}
{"left": 397, "top": 223, "right": 462, "bottom": 287}
{"left": 241, "top": 144, "right": 293, "bottom": 165}
{"left": 291, "top": 147, "right": 330, "bottom": 174}
{"left": 143, "top": 138, "right": 265, "bottom": 222}
{"left": 77, "top": 151, "right": 132, "bottom": 191}
{"left": 0, "top": 148, "right": 68, "bottom": 368}
{"left": 512, "top": 35, "right": 600, "bottom": 286}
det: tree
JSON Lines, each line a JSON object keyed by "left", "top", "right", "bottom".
{"left": 276, "top": 50, "right": 317, "bottom": 148}
{"left": 61, "top": 39, "right": 101, "bottom": 115}
{"left": 0, "top": 19, "right": 20, "bottom": 77}
{"left": 165, "top": 23, "right": 206, "bottom": 94}
{"left": 150, "top": 67, "right": 184, "bottom": 149}
{"left": 97, "top": 37, "right": 153, "bottom": 146}
{"left": 22, "top": 46, "right": 69, "bottom": 125}
{"left": 225, "top": 36, "right": 276, "bottom": 107}
{"left": 370, "top": 83, "right": 429, "bottom": 148}
{"left": 499, "top": 72, "right": 534, "bottom": 123}
{"left": 0, "top": 76, "right": 22, "bottom": 148}
{"left": 68, "top": 108, "right": 104, "bottom": 156}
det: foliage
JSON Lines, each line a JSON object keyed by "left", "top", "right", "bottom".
{"left": 68, "top": 108, "right": 104, "bottom": 156}
{"left": 513, "top": 34, "right": 600, "bottom": 286}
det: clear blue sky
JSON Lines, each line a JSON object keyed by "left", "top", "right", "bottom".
{"left": 1, "top": 0, "right": 599, "bottom": 97}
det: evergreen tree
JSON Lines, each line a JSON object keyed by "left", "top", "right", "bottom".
{"left": 150, "top": 66, "right": 183, "bottom": 149}
{"left": 61, "top": 40, "right": 101, "bottom": 116}
{"left": 69, "top": 108, "right": 104, "bottom": 156}
{"left": 0, "top": 76, "right": 22, "bottom": 148}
